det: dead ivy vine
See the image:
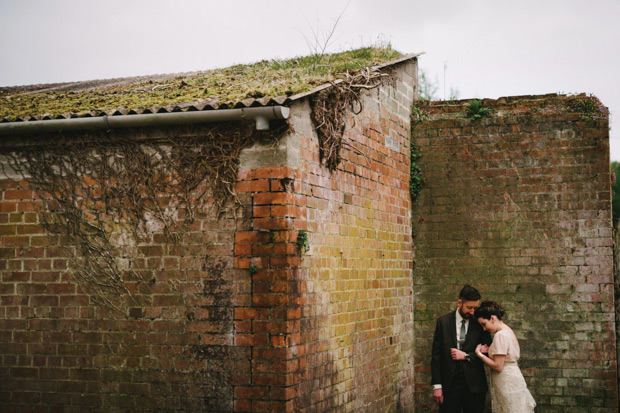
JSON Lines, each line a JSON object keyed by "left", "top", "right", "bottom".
{"left": 310, "top": 67, "right": 391, "bottom": 171}
{"left": 1, "top": 120, "right": 288, "bottom": 316}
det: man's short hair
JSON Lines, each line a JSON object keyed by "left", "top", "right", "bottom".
{"left": 458, "top": 284, "right": 481, "bottom": 301}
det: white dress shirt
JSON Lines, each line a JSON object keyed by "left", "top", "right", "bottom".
{"left": 456, "top": 310, "right": 469, "bottom": 348}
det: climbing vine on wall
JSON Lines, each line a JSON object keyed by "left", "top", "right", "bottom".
{"left": 1, "top": 121, "right": 288, "bottom": 315}
{"left": 310, "top": 67, "right": 390, "bottom": 171}
{"left": 410, "top": 100, "right": 428, "bottom": 203}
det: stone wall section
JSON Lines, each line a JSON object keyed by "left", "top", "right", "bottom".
{"left": 411, "top": 94, "right": 617, "bottom": 411}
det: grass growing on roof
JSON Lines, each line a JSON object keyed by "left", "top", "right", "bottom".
{"left": 0, "top": 46, "right": 402, "bottom": 120}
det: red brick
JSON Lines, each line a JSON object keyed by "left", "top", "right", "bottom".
{"left": 0, "top": 202, "right": 17, "bottom": 212}
{"left": 248, "top": 179, "right": 270, "bottom": 192}
{"left": 254, "top": 217, "right": 293, "bottom": 231}
{"left": 1, "top": 236, "right": 29, "bottom": 247}
{"left": 235, "top": 257, "right": 250, "bottom": 269}
{"left": 251, "top": 243, "right": 274, "bottom": 255}
{"left": 269, "top": 256, "right": 300, "bottom": 268}
{"left": 46, "top": 283, "right": 76, "bottom": 294}
{"left": 16, "top": 201, "right": 37, "bottom": 212}
{"left": 234, "top": 321, "right": 252, "bottom": 332}
{"left": 253, "top": 167, "right": 295, "bottom": 180}
{"left": 0, "top": 224, "right": 16, "bottom": 235}
{"left": 252, "top": 205, "right": 271, "bottom": 217}
{"left": 234, "top": 243, "right": 252, "bottom": 256}
{"left": 4, "top": 190, "right": 33, "bottom": 200}
{"left": 235, "top": 307, "right": 266, "bottom": 320}
{"left": 11, "top": 367, "right": 38, "bottom": 378}
{"left": 270, "top": 205, "right": 302, "bottom": 218}
{"left": 3, "top": 272, "right": 30, "bottom": 282}
{"left": 235, "top": 231, "right": 268, "bottom": 243}
{"left": 252, "top": 294, "right": 289, "bottom": 307}
{"left": 235, "top": 386, "right": 270, "bottom": 400}
{"left": 253, "top": 192, "right": 294, "bottom": 206}
{"left": 234, "top": 334, "right": 270, "bottom": 347}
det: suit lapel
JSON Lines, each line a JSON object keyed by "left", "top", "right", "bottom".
{"left": 448, "top": 311, "right": 458, "bottom": 348}
{"left": 463, "top": 319, "right": 479, "bottom": 350}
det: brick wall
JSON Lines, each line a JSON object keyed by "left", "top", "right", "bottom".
{"left": 293, "top": 59, "right": 416, "bottom": 411}
{"left": 232, "top": 164, "right": 305, "bottom": 412}
{"left": 0, "top": 128, "right": 250, "bottom": 411}
{"left": 411, "top": 94, "right": 617, "bottom": 411}
{"left": 231, "top": 58, "right": 417, "bottom": 411}
{"left": 0, "top": 57, "right": 417, "bottom": 412}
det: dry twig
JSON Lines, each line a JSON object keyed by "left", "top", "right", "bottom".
{"left": 310, "top": 67, "right": 388, "bottom": 171}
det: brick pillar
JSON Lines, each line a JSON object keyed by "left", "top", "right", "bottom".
{"left": 233, "top": 166, "right": 305, "bottom": 412}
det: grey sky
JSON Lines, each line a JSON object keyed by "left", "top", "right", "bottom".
{"left": 1, "top": 0, "right": 618, "bottom": 159}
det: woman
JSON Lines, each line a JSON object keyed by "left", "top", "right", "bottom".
{"left": 474, "top": 301, "right": 536, "bottom": 412}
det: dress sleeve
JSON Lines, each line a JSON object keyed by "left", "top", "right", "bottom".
{"left": 490, "top": 331, "right": 509, "bottom": 356}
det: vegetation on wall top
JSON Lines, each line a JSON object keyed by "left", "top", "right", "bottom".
{"left": 464, "top": 99, "right": 493, "bottom": 120}
{"left": 565, "top": 93, "right": 609, "bottom": 120}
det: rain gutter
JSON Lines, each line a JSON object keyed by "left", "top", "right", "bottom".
{"left": 0, "top": 106, "right": 290, "bottom": 136}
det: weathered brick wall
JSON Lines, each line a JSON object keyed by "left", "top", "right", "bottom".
{"left": 0, "top": 57, "right": 418, "bottom": 412}
{"left": 232, "top": 164, "right": 305, "bottom": 412}
{"left": 411, "top": 94, "right": 617, "bottom": 411}
{"left": 294, "top": 59, "right": 416, "bottom": 411}
{"left": 0, "top": 130, "right": 311, "bottom": 411}
{"left": 0, "top": 128, "right": 254, "bottom": 411}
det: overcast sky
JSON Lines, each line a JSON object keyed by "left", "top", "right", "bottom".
{"left": 1, "top": 0, "right": 619, "bottom": 160}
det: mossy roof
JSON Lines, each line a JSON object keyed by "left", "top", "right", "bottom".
{"left": 0, "top": 46, "right": 414, "bottom": 123}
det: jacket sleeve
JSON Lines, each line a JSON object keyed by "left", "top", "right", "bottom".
{"left": 431, "top": 317, "right": 443, "bottom": 386}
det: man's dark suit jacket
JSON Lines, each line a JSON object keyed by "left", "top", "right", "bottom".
{"left": 431, "top": 311, "right": 492, "bottom": 394}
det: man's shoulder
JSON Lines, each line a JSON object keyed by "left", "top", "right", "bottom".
{"left": 436, "top": 311, "right": 455, "bottom": 324}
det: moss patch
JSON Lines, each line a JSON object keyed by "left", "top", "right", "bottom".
{"left": 0, "top": 46, "right": 401, "bottom": 121}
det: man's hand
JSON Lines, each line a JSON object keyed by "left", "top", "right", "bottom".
{"left": 432, "top": 388, "right": 443, "bottom": 405}
{"left": 450, "top": 347, "right": 466, "bottom": 360}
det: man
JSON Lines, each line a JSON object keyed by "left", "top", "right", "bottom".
{"left": 431, "top": 285, "right": 492, "bottom": 412}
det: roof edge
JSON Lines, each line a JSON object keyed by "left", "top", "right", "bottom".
{"left": 288, "top": 52, "right": 423, "bottom": 102}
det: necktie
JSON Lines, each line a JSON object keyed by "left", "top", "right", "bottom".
{"left": 459, "top": 320, "right": 466, "bottom": 349}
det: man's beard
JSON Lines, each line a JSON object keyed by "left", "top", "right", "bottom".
{"left": 458, "top": 307, "right": 472, "bottom": 319}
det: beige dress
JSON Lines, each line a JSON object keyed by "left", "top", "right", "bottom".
{"left": 487, "top": 328, "right": 536, "bottom": 412}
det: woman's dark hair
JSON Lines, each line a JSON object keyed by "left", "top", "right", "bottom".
{"left": 459, "top": 285, "right": 481, "bottom": 302}
{"left": 474, "top": 301, "right": 505, "bottom": 320}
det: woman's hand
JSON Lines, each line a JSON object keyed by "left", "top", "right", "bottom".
{"left": 476, "top": 343, "right": 505, "bottom": 372}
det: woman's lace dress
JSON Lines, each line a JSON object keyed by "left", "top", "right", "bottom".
{"left": 487, "top": 329, "right": 536, "bottom": 412}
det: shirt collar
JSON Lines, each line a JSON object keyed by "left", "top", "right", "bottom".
{"left": 455, "top": 309, "right": 468, "bottom": 324}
